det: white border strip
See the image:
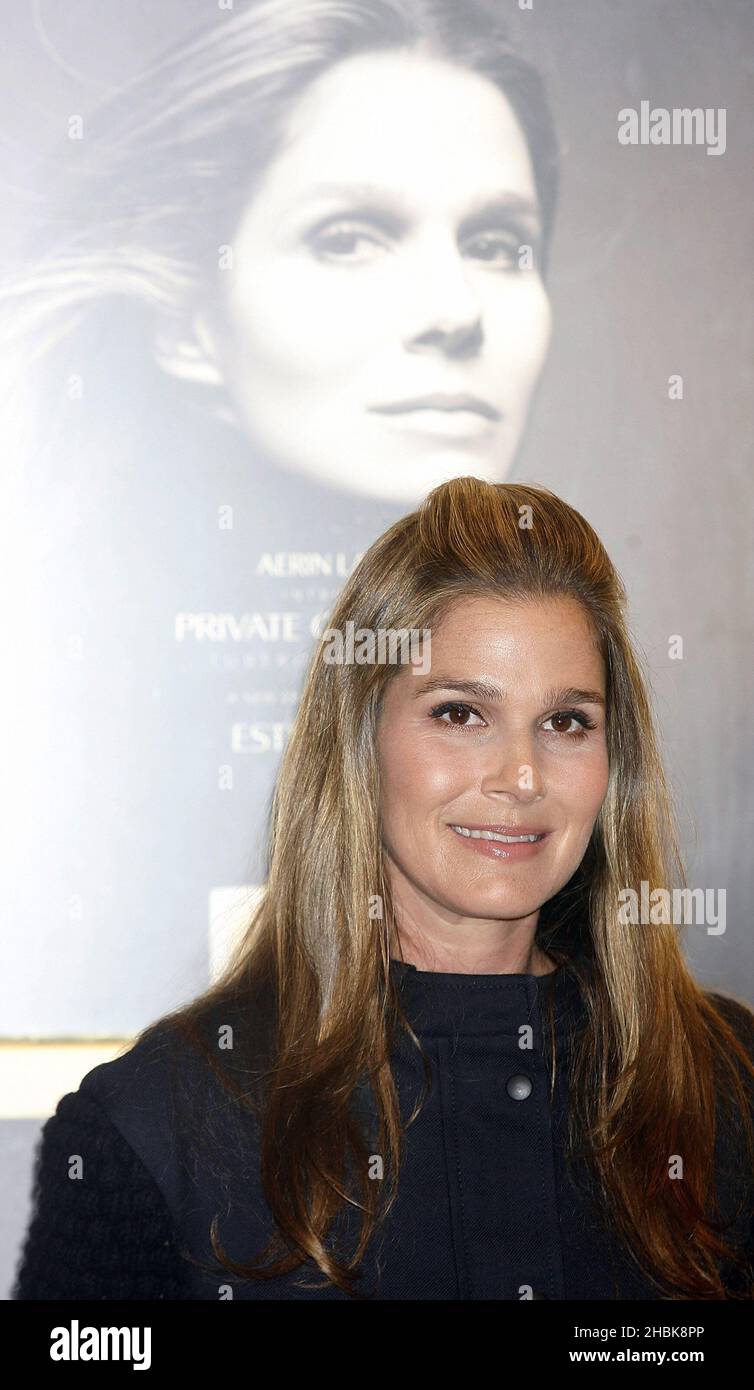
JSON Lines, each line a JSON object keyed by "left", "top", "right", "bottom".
{"left": 0, "top": 1042, "right": 131, "bottom": 1120}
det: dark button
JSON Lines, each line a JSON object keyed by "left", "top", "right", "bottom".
{"left": 506, "top": 1073, "right": 533, "bottom": 1100}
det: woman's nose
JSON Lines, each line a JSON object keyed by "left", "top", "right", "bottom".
{"left": 480, "top": 737, "right": 545, "bottom": 799}
{"left": 402, "top": 233, "right": 484, "bottom": 355}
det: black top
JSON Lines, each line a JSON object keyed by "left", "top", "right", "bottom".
{"left": 12, "top": 959, "right": 754, "bottom": 1300}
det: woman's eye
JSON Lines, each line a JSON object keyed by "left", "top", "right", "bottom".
{"left": 430, "top": 701, "right": 485, "bottom": 730}
{"left": 309, "top": 223, "right": 385, "bottom": 261}
{"left": 542, "top": 712, "right": 596, "bottom": 738}
{"left": 464, "top": 232, "right": 521, "bottom": 267}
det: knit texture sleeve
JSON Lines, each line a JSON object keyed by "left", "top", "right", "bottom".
{"left": 12, "top": 1088, "right": 192, "bottom": 1300}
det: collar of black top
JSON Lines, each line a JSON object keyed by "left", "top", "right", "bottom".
{"left": 388, "top": 956, "right": 588, "bottom": 1040}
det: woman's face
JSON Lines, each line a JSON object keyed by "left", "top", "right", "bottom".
{"left": 214, "top": 48, "right": 552, "bottom": 503}
{"left": 376, "top": 595, "right": 610, "bottom": 959}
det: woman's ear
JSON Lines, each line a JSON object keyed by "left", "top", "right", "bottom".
{"left": 152, "top": 310, "right": 224, "bottom": 386}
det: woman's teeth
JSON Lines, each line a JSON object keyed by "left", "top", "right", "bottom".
{"left": 450, "top": 826, "right": 544, "bottom": 843}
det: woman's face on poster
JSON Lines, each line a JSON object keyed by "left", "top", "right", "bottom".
{"left": 212, "top": 49, "right": 553, "bottom": 503}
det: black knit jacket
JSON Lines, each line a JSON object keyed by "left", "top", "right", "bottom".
{"left": 12, "top": 961, "right": 754, "bottom": 1300}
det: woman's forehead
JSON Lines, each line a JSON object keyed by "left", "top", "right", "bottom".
{"left": 246, "top": 49, "right": 538, "bottom": 220}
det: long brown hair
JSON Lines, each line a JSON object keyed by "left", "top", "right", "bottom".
{"left": 153, "top": 476, "right": 754, "bottom": 1299}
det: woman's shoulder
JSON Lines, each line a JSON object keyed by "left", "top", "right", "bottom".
{"left": 701, "top": 989, "right": 754, "bottom": 1166}
{"left": 75, "top": 990, "right": 273, "bottom": 1204}
{"left": 13, "top": 1086, "right": 191, "bottom": 1299}
{"left": 703, "top": 988, "right": 754, "bottom": 1056}
{"left": 80, "top": 984, "right": 274, "bottom": 1110}
{"left": 13, "top": 988, "right": 276, "bottom": 1300}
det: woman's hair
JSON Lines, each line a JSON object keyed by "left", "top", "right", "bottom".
{"left": 2, "top": 0, "right": 559, "bottom": 379}
{"left": 150, "top": 475, "right": 754, "bottom": 1300}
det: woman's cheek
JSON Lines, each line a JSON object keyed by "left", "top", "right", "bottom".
{"left": 498, "top": 279, "right": 552, "bottom": 369}
{"left": 553, "top": 748, "right": 609, "bottom": 813}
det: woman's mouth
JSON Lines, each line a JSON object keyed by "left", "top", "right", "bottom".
{"left": 371, "top": 408, "right": 499, "bottom": 441}
{"left": 368, "top": 393, "right": 502, "bottom": 441}
{"left": 448, "top": 824, "right": 550, "bottom": 861}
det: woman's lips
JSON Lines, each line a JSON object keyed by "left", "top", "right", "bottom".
{"left": 368, "top": 394, "right": 503, "bottom": 440}
{"left": 370, "top": 393, "right": 501, "bottom": 420}
{"left": 448, "top": 824, "right": 550, "bottom": 861}
{"left": 370, "top": 408, "right": 500, "bottom": 440}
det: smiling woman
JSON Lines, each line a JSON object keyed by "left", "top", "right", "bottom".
{"left": 13, "top": 476, "right": 754, "bottom": 1302}
{"left": 376, "top": 594, "right": 609, "bottom": 974}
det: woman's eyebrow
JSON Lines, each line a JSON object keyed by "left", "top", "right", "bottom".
{"left": 412, "top": 677, "right": 605, "bottom": 707}
{"left": 287, "top": 181, "right": 541, "bottom": 230}
{"left": 460, "top": 194, "right": 542, "bottom": 239}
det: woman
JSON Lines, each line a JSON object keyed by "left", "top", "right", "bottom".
{"left": 3, "top": 0, "right": 558, "bottom": 504}
{"left": 13, "top": 476, "right": 754, "bottom": 1301}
